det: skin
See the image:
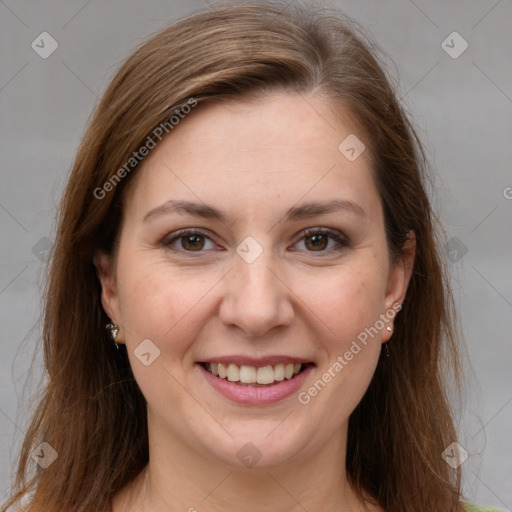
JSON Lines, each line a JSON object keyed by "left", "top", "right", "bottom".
{"left": 95, "top": 92, "right": 415, "bottom": 512}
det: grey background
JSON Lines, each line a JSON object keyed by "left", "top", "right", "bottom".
{"left": 1, "top": 0, "right": 511, "bottom": 509}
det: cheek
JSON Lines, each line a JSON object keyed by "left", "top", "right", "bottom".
{"left": 291, "top": 261, "right": 386, "bottom": 413}
{"left": 293, "top": 262, "right": 387, "bottom": 350}
{"left": 296, "top": 267, "right": 385, "bottom": 432}
{"left": 115, "top": 257, "right": 218, "bottom": 409}
{"left": 115, "top": 253, "right": 216, "bottom": 354}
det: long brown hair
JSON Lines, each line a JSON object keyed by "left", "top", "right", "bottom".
{"left": 2, "top": 2, "right": 464, "bottom": 511}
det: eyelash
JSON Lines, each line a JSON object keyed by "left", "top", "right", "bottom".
{"left": 162, "top": 227, "right": 349, "bottom": 256}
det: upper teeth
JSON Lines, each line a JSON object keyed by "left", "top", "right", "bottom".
{"left": 206, "top": 362, "right": 302, "bottom": 384}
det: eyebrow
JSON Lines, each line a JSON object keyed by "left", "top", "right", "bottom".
{"left": 142, "top": 198, "right": 367, "bottom": 224}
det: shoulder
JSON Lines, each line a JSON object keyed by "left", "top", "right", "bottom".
{"left": 464, "top": 504, "right": 505, "bottom": 512}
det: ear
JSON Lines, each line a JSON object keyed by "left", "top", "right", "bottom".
{"left": 93, "top": 249, "right": 123, "bottom": 338}
{"left": 383, "top": 231, "right": 416, "bottom": 333}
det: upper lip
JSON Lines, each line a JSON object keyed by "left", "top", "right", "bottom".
{"left": 198, "top": 355, "right": 315, "bottom": 367}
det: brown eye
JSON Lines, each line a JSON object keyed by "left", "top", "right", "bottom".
{"left": 304, "top": 233, "right": 328, "bottom": 251}
{"left": 164, "top": 230, "right": 217, "bottom": 253}
{"left": 181, "top": 234, "right": 205, "bottom": 251}
{"left": 293, "top": 228, "right": 349, "bottom": 254}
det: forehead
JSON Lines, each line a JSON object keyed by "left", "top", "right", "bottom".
{"left": 123, "top": 92, "right": 379, "bottom": 224}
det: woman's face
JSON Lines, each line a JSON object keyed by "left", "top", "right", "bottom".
{"left": 96, "top": 92, "right": 413, "bottom": 470}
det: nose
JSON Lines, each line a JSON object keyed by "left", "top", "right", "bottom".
{"left": 218, "top": 247, "right": 295, "bottom": 338}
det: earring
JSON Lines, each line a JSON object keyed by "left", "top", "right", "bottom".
{"left": 383, "top": 324, "right": 394, "bottom": 359}
{"left": 106, "top": 322, "right": 120, "bottom": 350}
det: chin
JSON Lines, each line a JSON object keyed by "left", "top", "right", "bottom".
{"left": 194, "top": 420, "right": 313, "bottom": 470}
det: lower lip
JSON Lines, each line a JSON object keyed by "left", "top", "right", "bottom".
{"left": 197, "top": 364, "right": 314, "bottom": 405}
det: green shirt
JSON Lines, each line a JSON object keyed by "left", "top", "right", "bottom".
{"left": 465, "top": 505, "right": 504, "bottom": 512}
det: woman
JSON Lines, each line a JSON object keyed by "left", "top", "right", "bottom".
{"left": 1, "top": 2, "right": 502, "bottom": 511}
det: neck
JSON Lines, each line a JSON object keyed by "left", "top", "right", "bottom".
{"left": 112, "top": 417, "right": 379, "bottom": 512}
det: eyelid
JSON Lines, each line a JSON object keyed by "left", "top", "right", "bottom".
{"left": 292, "top": 227, "right": 350, "bottom": 252}
{"left": 162, "top": 228, "right": 221, "bottom": 253}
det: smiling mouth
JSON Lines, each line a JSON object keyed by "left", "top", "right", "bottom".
{"left": 199, "top": 362, "right": 314, "bottom": 387}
